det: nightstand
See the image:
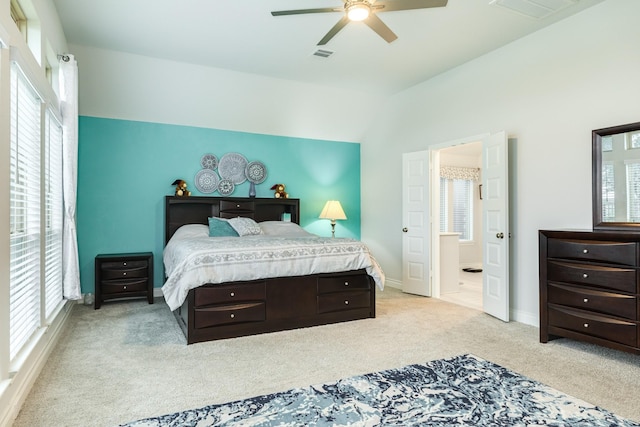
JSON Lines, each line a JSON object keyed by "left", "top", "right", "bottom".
{"left": 95, "top": 252, "right": 154, "bottom": 309}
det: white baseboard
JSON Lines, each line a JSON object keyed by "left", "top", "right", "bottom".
{"left": 0, "top": 300, "right": 74, "bottom": 427}
{"left": 383, "top": 278, "right": 402, "bottom": 290}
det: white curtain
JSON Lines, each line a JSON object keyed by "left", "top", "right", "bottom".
{"left": 60, "top": 54, "right": 81, "bottom": 300}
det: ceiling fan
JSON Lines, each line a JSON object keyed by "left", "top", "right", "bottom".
{"left": 271, "top": 0, "right": 448, "bottom": 45}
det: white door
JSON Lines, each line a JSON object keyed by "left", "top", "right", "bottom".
{"left": 402, "top": 151, "right": 431, "bottom": 296}
{"left": 482, "top": 132, "right": 509, "bottom": 321}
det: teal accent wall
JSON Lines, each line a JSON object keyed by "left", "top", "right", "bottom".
{"left": 77, "top": 116, "right": 361, "bottom": 292}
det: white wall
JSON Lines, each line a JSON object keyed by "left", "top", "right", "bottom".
{"left": 70, "top": 44, "right": 385, "bottom": 143}
{"left": 361, "top": 0, "right": 640, "bottom": 325}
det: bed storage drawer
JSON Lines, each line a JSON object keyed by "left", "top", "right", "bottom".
{"left": 548, "top": 305, "right": 637, "bottom": 347}
{"left": 194, "top": 302, "right": 266, "bottom": 329}
{"left": 318, "top": 291, "right": 371, "bottom": 314}
{"left": 194, "top": 282, "right": 266, "bottom": 307}
{"left": 548, "top": 282, "right": 636, "bottom": 320}
{"left": 547, "top": 260, "right": 636, "bottom": 293}
{"left": 318, "top": 274, "right": 371, "bottom": 294}
{"left": 548, "top": 239, "right": 637, "bottom": 266}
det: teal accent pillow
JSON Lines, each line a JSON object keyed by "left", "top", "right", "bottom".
{"left": 208, "top": 217, "right": 239, "bottom": 237}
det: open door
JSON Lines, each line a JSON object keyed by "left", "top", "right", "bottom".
{"left": 402, "top": 151, "right": 431, "bottom": 296}
{"left": 482, "top": 132, "right": 510, "bottom": 321}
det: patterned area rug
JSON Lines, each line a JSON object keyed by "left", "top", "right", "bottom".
{"left": 120, "top": 354, "right": 639, "bottom": 426}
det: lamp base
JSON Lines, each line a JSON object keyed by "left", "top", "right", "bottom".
{"left": 330, "top": 220, "right": 336, "bottom": 238}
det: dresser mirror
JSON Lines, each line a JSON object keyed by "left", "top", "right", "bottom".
{"left": 593, "top": 121, "right": 640, "bottom": 231}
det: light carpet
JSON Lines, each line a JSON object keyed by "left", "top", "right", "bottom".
{"left": 120, "top": 354, "right": 639, "bottom": 426}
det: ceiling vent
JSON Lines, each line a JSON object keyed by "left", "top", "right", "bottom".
{"left": 312, "top": 48, "right": 334, "bottom": 59}
{"left": 490, "top": 0, "right": 578, "bottom": 19}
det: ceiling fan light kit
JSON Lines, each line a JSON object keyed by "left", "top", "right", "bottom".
{"left": 271, "top": 0, "right": 448, "bottom": 46}
{"left": 346, "top": 1, "right": 372, "bottom": 21}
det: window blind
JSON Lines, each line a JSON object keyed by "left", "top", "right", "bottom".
{"left": 44, "top": 111, "right": 63, "bottom": 319}
{"left": 452, "top": 179, "right": 472, "bottom": 241}
{"left": 9, "top": 63, "right": 42, "bottom": 360}
{"left": 627, "top": 162, "right": 640, "bottom": 222}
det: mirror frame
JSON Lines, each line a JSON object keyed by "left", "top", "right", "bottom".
{"left": 593, "top": 121, "right": 640, "bottom": 231}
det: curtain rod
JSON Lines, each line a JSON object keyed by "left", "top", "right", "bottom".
{"left": 57, "top": 54, "right": 70, "bottom": 62}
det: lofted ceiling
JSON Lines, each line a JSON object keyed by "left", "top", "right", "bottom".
{"left": 52, "top": 0, "right": 603, "bottom": 96}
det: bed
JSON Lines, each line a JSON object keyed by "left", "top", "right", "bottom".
{"left": 163, "top": 196, "right": 384, "bottom": 344}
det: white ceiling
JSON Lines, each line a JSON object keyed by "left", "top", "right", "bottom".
{"left": 51, "top": 0, "right": 603, "bottom": 96}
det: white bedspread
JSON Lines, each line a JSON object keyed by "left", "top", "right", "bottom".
{"left": 162, "top": 226, "right": 385, "bottom": 311}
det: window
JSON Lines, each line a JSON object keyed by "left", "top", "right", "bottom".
{"left": 627, "top": 162, "right": 640, "bottom": 222}
{"left": 10, "top": 63, "right": 42, "bottom": 360}
{"left": 10, "top": 0, "right": 28, "bottom": 40}
{"left": 44, "top": 111, "right": 64, "bottom": 319}
{"left": 440, "top": 177, "right": 474, "bottom": 241}
{"left": 602, "top": 162, "right": 615, "bottom": 222}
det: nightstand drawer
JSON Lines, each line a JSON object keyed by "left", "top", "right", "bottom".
{"left": 318, "top": 274, "right": 371, "bottom": 294}
{"left": 547, "top": 260, "right": 636, "bottom": 293}
{"left": 194, "top": 282, "right": 266, "bottom": 307}
{"left": 194, "top": 302, "right": 265, "bottom": 329}
{"left": 101, "top": 263, "right": 148, "bottom": 280}
{"left": 548, "top": 282, "right": 636, "bottom": 320}
{"left": 548, "top": 239, "right": 637, "bottom": 266}
{"left": 317, "top": 291, "right": 370, "bottom": 314}
{"left": 548, "top": 305, "right": 636, "bottom": 347}
{"left": 101, "top": 278, "right": 148, "bottom": 294}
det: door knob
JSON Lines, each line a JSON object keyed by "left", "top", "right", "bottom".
{"left": 496, "top": 232, "right": 504, "bottom": 239}
{"left": 402, "top": 227, "right": 408, "bottom": 232}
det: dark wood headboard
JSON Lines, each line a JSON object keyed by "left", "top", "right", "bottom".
{"left": 164, "top": 196, "right": 300, "bottom": 244}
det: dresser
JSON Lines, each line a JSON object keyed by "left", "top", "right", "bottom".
{"left": 539, "top": 230, "right": 640, "bottom": 354}
{"left": 95, "top": 252, "right": 154, "bottom": 309}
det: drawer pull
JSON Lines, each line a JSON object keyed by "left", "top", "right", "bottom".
{"left": 123, "top": 262, "right": 127, "bottom": 266}
{"left": 583, "top": 323, "right": 589, "bottom": 328}
{"left": 230, "top": 292, "right": 235, "bottom": 297}
{"left": 583, "top": 298, "right": 589, "bottom": 303}
{"left": 236, "top": 204, "right": 240, "bottom": 208}
{"left": 582, "top": 273, "right": 588, "bottom": 279}
{"left": 230, "top": 313, "right": 235, "bottom": 318}
{"left": 582, "top": 249, "right": 588, "bottom": 254}
{"left": 344, "top": 300, "right": 349, "bottom": 305}
{"left": 123, "top": 286, "right": 127, "bottom": 290}
{"left": 344, "top": 281, "right": 349, "bottom": 286}
{"left": 123, "top": 272, "right": 127, "bottom": 276}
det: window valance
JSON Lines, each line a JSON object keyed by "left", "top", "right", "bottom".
{"left": 440, "top": 166, "right": 480, "bottom": 181}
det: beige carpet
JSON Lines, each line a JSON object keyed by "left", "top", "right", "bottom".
{"left": 13, "top": 287, "right": 640, "bottom": 426}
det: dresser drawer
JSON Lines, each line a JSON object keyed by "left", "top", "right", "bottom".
{"left": 548, "top": 283, "right": 636, "bottom": 320}
{"left": 194, "top": 302, "right": 265, "bottom": 329}
{"left": 548, "top": 239, "right": 637, "bottom": 266}
{"left": 547, "top": 260, "right": 636, "bottom": 293}
{"left": 548, "top": 305, "right": 637, "bottom": 347}
{"left": 101, "top": 278, "right": 148, "bottom": 294}
{"left": 318, "top": 274, "right": 371, "bottom": 294}
{"left": 194, "top": 282, "right": 266, "bottom": 307}
{"left": 220, "top": 200, "right": 255, "bottom": 212}
{"left": 101, "top": 262, "right": 148, "bottom": 280}
{"left": 317, "top": 291, "right": 370, "bottom": 314}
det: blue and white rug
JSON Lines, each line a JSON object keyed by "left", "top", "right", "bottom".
{"left": 121, "top": 354, "right": 638, "bottom": 426}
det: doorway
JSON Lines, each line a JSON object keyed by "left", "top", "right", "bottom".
{"left": 434, "top": 141, "right": 483, "bottom": 311}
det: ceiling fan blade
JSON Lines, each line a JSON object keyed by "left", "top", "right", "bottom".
{"left": 375, "top": 0, "right": 448, "bottom": 12}
{"left": 317, "top": 16, "right": 350, "bottom": 45}
{"left": 364, "top": 14, "right": 398, "bottom": 43}
{"left": 271, "top": 7, "right": 341, "bottom": 16}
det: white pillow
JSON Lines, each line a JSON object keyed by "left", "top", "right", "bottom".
{"left": 259, "top": 221, "right": 313, "bottom": 237}
{"left": 171, "top": 224, "right": 209, "bottom": 240}
{"left": 228, "top": 217, "right": 262, "bottom": 236}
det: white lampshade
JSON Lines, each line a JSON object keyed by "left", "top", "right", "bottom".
{"left": 346, "top": 2, "right": 371, "bottom": 21}
{"left": 319, "top": 200, "right": 347, "bottom": 221}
